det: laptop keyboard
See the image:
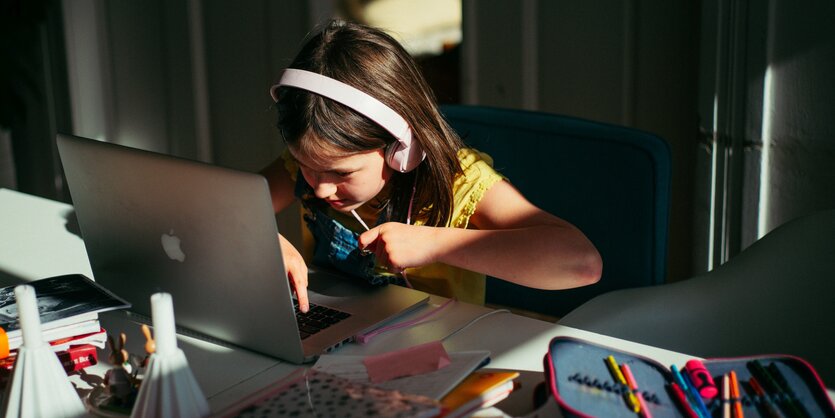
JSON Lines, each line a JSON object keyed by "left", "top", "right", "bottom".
{"left": 293, "top": 301, "right": 351, "bottom": 340}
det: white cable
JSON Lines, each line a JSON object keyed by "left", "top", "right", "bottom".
{"left": 442, "top": 309, "right": 511, "bottom": 342}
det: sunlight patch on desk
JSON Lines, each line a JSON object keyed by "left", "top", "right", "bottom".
{"left": 489, "top": 343, "right": 552, "bottom": 372}
{"left": 457, "top": 317, "right": 558, "bottom": 372}
{"left": 0, "top": 189, "right": 94, "bottom": 282}
{"left": 178, "top": 333, "right": 235, "bottom": 354}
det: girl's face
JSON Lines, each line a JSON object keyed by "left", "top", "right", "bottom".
{"left": 289, "top": 145, "right": 393, "bottom": 212}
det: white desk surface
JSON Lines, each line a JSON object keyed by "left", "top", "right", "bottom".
{"left": 87, "top": 297, "right": 707, "bottom": 415}
{"left": 2, "top": 188, "right": 833, "bottom": 415}
{"left": 0, "top": 188, "right": 94, "bottom": 281}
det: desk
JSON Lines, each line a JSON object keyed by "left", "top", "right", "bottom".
{"left": 86, "top": 297, "right": 708, "bottom": 415}
{"left": 2, "top": 187, "right": 833, "bottom": 415}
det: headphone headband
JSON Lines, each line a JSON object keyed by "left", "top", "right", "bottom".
{"left": 272, "top": 69, "right": 412, "bottom": 143}
{"left": 270, "top": 69, "right": 424, "bottom": 172}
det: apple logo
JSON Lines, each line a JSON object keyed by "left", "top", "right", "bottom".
{"left": 161, "top": 229, "right": 186, "bottom": 262}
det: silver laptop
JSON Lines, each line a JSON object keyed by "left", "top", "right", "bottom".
{"left": 56, "top": 133, "right": 429, "bottom": 364}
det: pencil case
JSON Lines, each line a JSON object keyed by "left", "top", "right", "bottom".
{"left": 543, "top": 336, "right": 835, "bottom": 418}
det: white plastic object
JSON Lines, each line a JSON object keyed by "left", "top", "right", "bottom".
{"left": 129, "top": 293, "right": 209, "bottom": 418}
{"left": 0, "top": 285, "right": 87, "bottom": 418}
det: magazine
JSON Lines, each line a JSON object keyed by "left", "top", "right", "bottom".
{"left": 0, "top": 274, "right": 130, "bottom": 347}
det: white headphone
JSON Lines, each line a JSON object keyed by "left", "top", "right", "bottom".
{"left": 271, "top": 69, "right": 426, "bottom": 173}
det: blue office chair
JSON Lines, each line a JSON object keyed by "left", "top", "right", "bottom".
{"left": 441, "top": 105, "right": 671, "bottom": 318}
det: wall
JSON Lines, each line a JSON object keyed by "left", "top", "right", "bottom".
{"left": 62, "top": 0, "right": 312, "bottom": 169}
{"left": 61, "top": 0, "right": 311, "bottom": 245}
{"left": 694, "top": 0, "right": 835, "bottom": 270}
{"left": 0, "top": 0, "right": 70, "bottom": 200}
{"left": 757, "top": 0, "right": 835, "bottom": 236}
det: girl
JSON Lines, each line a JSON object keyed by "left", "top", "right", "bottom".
{"left": 261, "top": 20, "right": 602, "bottom": 313}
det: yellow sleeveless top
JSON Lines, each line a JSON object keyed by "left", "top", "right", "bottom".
{"left": 283, "top": 148, "right": 505, "bottom": 304}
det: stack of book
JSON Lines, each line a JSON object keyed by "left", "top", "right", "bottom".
{"left": 440, "top": 370, "right": 519, "bottom": 418}
{"left": 0, "top": 274, "right": 130, "bottom": 380}
{"left": 439, "top": 370, "right": 520, "bottom": 418}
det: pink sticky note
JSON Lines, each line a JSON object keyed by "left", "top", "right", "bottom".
{"left": 363, "top": 340, "right": 451, "bottom": 383}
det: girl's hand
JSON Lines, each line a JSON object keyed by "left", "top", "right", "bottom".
{"left": 358, "top": 223, "right": 441, "bottom": 271}
{"left": 278, "top": 233, "right": 309, "bottom": 312}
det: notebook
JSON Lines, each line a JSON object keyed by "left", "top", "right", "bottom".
{"left": 56, "top": 133, "right": 430, "bottom": 364}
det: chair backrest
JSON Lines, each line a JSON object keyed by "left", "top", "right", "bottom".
{"left": 441, "top": 105, "right": 671, "bottom": 317}
{"left": 560, "top": 209, "right": 835, "bottom": 384}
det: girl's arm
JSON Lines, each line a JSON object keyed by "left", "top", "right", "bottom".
{"left": 260, "top": 158, "right": 310, "bottom": 311}
{"left": 359, "top": 180, "right": 602, "bottom": 290}
{"left": 460, "top": 179, "right": 602, "bottom": 289}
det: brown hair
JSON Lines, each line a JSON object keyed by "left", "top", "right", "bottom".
{"left": 275, "top": 20, "right": 464, "bottom": 227}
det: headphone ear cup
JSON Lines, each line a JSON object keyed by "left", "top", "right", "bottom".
{"left": 385, "top": 142, "right": 404, "bottom": 171}
{"left": 385, "top": 140, "right": 425, "bottom": 173}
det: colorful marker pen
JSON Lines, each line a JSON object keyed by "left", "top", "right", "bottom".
{"left": 723, "top": 374, "right": 731, "bottom": 418}
{"left": 669, "top": 382, "right": 700, "bottom": 418}
{"left": 749, "top": 376, "right": 782, "bottom": 418}
{"left": 685, "top": 359, "right": 719, "bottom": 400}
{"left": 767, "top": 362, "right": 811, "bottom": 418}
{"left": 729, "top": 370, "right": 744, "bottom": 418}
{"left": 621, "top": 363, "right": 652, "bottom": 418}
{"left": 683, "top": 370, "right": 712, "bottom": 418}
{"left": 606, "top": 356, "right": 640, "bottom": 413}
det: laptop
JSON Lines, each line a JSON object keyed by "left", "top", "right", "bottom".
{"left": 56, "top": 133, "right": 429, "bottom": 364}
